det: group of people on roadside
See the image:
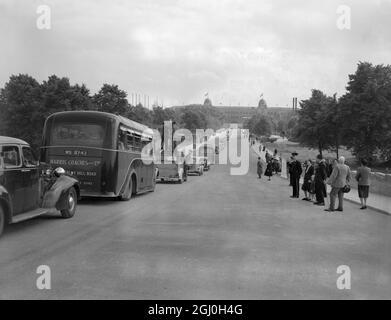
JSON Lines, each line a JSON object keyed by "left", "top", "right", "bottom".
{"left": 289, "top": 154, "right": 372, "bottom": 212}
{"left": 257, "top": 147, "right": 372, "bottom": 212}
{"left": 257, "top": 149, "right": 281, "bottom": 182}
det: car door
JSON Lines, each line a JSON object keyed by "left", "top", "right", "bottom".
{"left": 1, "top": 144, "right": 24, "bottom": 215}
{"left": 21, "top": 146, "right": 40, "bottom": 212}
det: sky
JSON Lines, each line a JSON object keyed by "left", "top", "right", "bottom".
{"left": 0, "top": 0, "right": 390, "bottom": 108}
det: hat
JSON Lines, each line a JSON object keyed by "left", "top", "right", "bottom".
{"left": 292, "top": 151, "right": 298, "bottom": 156}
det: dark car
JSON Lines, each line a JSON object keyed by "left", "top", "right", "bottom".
{"left": 0, "top": 136, "right": 80, "bottom": 237}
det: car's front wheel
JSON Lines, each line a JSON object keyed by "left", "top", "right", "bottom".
{"left": 60, "top": 187, "right": 77, "bottom": 219}
{"left": 0, "top": 206, "right": 5, "bottom": 238}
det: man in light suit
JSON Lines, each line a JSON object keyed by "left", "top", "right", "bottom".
{"left": 325, "top": 156, "right": 351, "bottom": 212}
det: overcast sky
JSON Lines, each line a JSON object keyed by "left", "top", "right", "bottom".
{"left": 1, "top": 0, "right": 390, "bottom": 108}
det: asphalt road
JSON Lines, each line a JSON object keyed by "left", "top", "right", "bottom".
{"left": 0, "top": 146, "right": 390, "bottom": 299}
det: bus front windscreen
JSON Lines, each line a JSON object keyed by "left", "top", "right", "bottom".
{"left": 51, "top": 122, "right": 106, "bottom": 148}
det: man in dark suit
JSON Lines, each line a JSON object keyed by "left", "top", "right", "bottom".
{"left": 290, "top": 152, "right": 302, "bottom": 198}
{"left": 314, "top": 154, "right": 328, "bottom": 206}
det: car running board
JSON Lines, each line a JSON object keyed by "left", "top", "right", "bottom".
{"left": 11, "top": 209, "right": 49, "bottom": 224}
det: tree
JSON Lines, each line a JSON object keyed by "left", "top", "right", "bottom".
{"left": 41, "top": 75, "right": 93, "bottom": 115}
{"left": 294, "top": 89, "right": 335, "bottom": 157}
{"left": 93, "top": 84, "right": 128, "bottom": 115}
{"left": 151, "top": 106, "right": 177, "bottom": 127}
{"left": 253, "top": 116, "right": 272, "bottom": 136}
{"left": 68, "top": 83, "right": 94, "bottom": 111}
{"left": 338, "top": 62, "right": 391, "bottom": 162}
{"left": 0, "top": 74, "right": 94, "bottom": 150}
{"left": 0, "top": 74, "right": 43, "bottom": 150}
{"left": 324, "top": 94, "right": 342, "bottom": 158}
{"left": 126, "top": 104, "right": 152, "bottom": 127}
{"left": 244, "top": 114, "right": 272, "bottom": 137}
{"left": 39, "top": 75, "right": 93, "bottom": 148}
{"left": 180, "top": 108, "right": 207, "bottom": 131}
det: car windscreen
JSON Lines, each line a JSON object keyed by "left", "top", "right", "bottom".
{"left": 51, "top": 122, "right": 106, "bottom": 148}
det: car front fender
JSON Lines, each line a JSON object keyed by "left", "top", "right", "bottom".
{"left": 41, "top": 175, "right": 79, "bottom": 209}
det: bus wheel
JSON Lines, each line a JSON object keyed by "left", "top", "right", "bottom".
{"left": 119, "top": 178, "right": 132, "bottom": 201}
{"left": 60, "top": 187, "right": 77, "bottom": 219}
{"left": 0, "top": 206, "right": 5, "bottom": 238}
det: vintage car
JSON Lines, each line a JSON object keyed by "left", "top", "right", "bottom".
{"left": 187, "top": 157, "right": 204, "bottom": 176}
{"left": 156, "top": 156, "right": 187, "bottom": 184}
{"left": 0, "top": 136, "right": 80, "bottom": 237}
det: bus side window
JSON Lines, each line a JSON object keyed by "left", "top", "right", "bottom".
{"left": 134, "top": 135, "right": 142, "bottom": 152}
{"left": 126, "top": 133, "right": 134, "bottom": 151}
{"left": 118, "top": 130, "right": 126, "bottom": 151}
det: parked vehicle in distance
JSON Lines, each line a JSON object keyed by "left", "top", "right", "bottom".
{"left": 187, "top": 157, "right": 204, "bottom": 176}
{"left": 0, "top": 136, "right": 80, "bottom": 237}
{"left": 156, "top": 156, "right": 187, "bottom": 184}
{"left": 41, "top": 111, "right": 156, "bottom": 201}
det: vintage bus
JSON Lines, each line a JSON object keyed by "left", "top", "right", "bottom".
{"left": 41, "top": 111, "right": 155, "bottom": 200}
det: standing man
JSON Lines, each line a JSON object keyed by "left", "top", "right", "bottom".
{"left": 313, "top": 154, "right": 328, "bottom": 206}
{"left": 287, "top": 156, "right": 293, "bottom": 186}
{"left": 257, "top": 157, "right": 263, "bottom": 179}
{"left": 290, "top": 152, "right": 302, "bottom": 198}
{"left": 325, "top": 156, "right": 351, "bottom": 212}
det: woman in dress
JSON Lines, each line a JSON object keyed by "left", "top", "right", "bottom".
{"left": 265, "top": 160, "right": 273, "bottom": 181}
{"left": 301, "top": 160, "right": 314, "bottom": 201}
{"left": 356, "top": 158, "right": 371, "bottom": 210}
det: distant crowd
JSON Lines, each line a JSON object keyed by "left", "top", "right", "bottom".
{"left": 256, "top": 146, "right": 281, "bottom": 182}
{"left": 256, "top": 147, "right": 372, "bottom": 212}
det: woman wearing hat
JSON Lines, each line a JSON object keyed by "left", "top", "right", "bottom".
{"left": 265, "top": 159, "right": 274, "bottom": 181}
{"left": 302, "top": 159, "right": 314, "bottom": 201}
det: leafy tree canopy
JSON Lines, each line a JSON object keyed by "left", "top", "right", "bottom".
{"left": 339, "top": 62, "right": 391, "bottom": 161}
